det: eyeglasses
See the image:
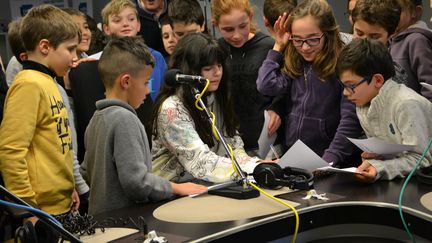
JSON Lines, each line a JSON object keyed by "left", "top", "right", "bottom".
{"left": 339, "top": 76, "right": 371, "bottom": 94}
{"left": 290, "top": 34, "right": 324, "bottom": 47}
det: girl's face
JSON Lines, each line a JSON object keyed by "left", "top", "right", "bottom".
{"left": 290, "top": 15, "right": 325, "bottom": 62}
{"left": 217, "top": 9, "right": 252, "bottom": 48}
{"left": 161, "top": 24, "right": 177, "bottom": 55}
{"left": 72, "top": 15, "right": 91, "bottom": 55}
{"left": 201, "top": 63, "right": 223, "bottom": 92}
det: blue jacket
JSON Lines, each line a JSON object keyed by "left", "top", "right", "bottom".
{"left": 149, "top": 48, "right": 167, "bottom": 101}
{"left": 257, "top": 50, "right": 363, "bottom": 165}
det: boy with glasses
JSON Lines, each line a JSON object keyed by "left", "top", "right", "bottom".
{"left": 337, "top": 38, "right": 432, "bottom": 182}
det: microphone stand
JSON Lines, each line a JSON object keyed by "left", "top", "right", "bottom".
{"left": 0, "top": 185, "right": 82, "bottom": 243}
{"left": 193, "top": 88, "right": 259, "bottom": 199}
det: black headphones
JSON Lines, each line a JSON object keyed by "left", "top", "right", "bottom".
{"left": 253, "top": 163, "right": 314, "bottom": 190}
{"left": 416, "top": 165, "right": 432, "bottom": 185}
{"left": 14, "top": 219, "right": 59, "bottom": 243}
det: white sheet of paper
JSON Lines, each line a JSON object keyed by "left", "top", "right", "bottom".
{"left": 316, "top": 166, "right": 359, "bottom": 174}
{"left": 347, "top": 137, "right": 415, "bottom": 155}
{"left": 278, "top": 140, "right": 329, "bottom": 172}
{"left": 420, "top": 82, "right": 432, "bottom": 92}
{"left": 257, "top": 110, "right": 277, "bottom": 159}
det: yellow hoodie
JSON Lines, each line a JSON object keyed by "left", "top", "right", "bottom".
{"left": 0, "top": 68, "right": 74, "bottom": 215}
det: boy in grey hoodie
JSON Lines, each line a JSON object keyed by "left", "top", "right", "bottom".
{"left": 390, "top": 0, "right": 432, "bottom": 101}
{"left": 338, "top": 38, "right": 432, "bottom": 183}
{"left": 80, "top": 36, "right": 206, "bottom": 215}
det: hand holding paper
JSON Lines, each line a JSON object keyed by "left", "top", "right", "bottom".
{"left": 278, "top": 140, "right": 358, "bottom": 174}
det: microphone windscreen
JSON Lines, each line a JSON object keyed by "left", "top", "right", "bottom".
{"left": 164, "top": 69, "right": 181, "bottom": 87}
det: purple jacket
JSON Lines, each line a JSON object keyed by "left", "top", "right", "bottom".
{"left": 257, "top": 50, "right": 363, "bottom": 165}
{"left": 390, "top": 21, "right": 432, "bottom": 101}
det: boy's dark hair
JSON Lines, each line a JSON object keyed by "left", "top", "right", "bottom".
{"left": 263, "top": 0, "right": 297, "bottom": 27}
{"left": 168, "top": 0, "right": 204, "bottom": 26}
{"left": 7, "top": 18, "right": 25, "bottom": 61}
{"left": 20, "top": 4, "right": 81, "bottom": 52}
{"left": 352, "top": 0, "right": 401, "bottom": 36}
{"left": 337, "top": 38, "right": 395, "bottom": 82}
{"left": 160, "top": 15, "right": 172, "bottom": 27}
{"left": 152, "top": 33, "right": 238, "bottom": 147}
{"left": 98, "top": 36, "right": 155, "bottom": 89}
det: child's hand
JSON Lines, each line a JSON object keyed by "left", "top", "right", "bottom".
{"left": 72, "top": 57, "right": 96, "bottom": 68}
{"left": 361, "top": 152, "right": 384, "bottom": 161}
{"left": 273, "top": 12, "right": 291, "bottom": 52}
{"left": 267, "top": 110, "right": 281, "bottom": 136}
{"left": 257, "top": 159, "right": 279, "bottom": 163}
{"left": 355, "top": 160, "right": 377, "bottom": 183}
{"left": 171, "top": 182, "right": 207, "bottom": 196}
{"left": 70, "top": 189, "right": 80, "bottom": 212}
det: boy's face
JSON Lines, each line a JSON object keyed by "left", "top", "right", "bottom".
{"left": 46, "top": 37, "right": 79, "bottom": 76}
{"left": 353, "top": 20, "right": 389, "bottom": 45}
{"left": 126, "top": 65, "right": 153, "bottom": 109}
{"left": 201, "top": 63, "right": 223, "bottom": 92}
{"left": 339, "top": 70, "right": 379, "bottom": 106}
{"left": 217, "top": 9, "right": 252, "bottom": 48}
{"left": 104, "top": 7, "right": 140, "bottom": 37}
{"left": 141, "top": 0, "right": 163, "bottom": 13}
{"left": 72, "top": 15, "right": 91, "bottom": 54}
{"left": 291, "top": 15, "right": 325, "bottom": 62}
{"left": 172, "top": 22, "right": 204, "bottom": 40}
{"left": 161, "top": 24, "right": 177, "bottom": 55}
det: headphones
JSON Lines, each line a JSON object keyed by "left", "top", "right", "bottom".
{"left": 253, "top": 163, "right": 314, "bottom": 190}
{"left": 14, "top": 219, "right": 59, "bottom": 243}
{"left": 416, "top": 165, "right": 432, "bottom": 185}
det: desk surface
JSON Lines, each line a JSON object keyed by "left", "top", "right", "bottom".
{"left": 94, "top": 173, "right": 432, "bottom": 242}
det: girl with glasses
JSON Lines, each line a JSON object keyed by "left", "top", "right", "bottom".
{"left": 257, "top": 0, "right": 364, "bottom": 167}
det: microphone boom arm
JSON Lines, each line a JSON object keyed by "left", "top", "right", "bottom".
{"left": 193, "top": 88, "right": 249, "bottom": 187}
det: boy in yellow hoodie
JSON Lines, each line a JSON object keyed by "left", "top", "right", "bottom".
{"left": 0, "top": 4, "right": 81, "bottom": 216}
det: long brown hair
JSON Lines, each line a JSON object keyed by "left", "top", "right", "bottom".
{"left": 283, "top": 0, "right": 343, "bottom": 80}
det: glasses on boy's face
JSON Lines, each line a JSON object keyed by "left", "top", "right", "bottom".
{"left": 339, "top": 76, "right": 371, "bottom": 94}
{"left": 290, "top": 33, "right": 324, "bottom": 47}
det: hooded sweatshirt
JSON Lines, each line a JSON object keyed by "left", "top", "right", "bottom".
{"left": 218, "top": 32, "right": 275, "bottom": 151}
{"left": 390, "top": 21, "right": 432, "bottom": 101}
{"left": 135, "top": 0, "right": 169, "bottom": 57}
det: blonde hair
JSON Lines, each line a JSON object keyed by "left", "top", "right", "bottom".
{"left": 283, "top": 0, "right": 343, "bottom": 80}
{"left": 20, "top": 4, "right": 81, "bottom": 51}
{"left": 101, "top": 0, "right": 138, "bottom": 26}
{"left": 212, "top": 0, "right": 257, "bottom": 33}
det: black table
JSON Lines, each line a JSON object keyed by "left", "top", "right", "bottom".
{"left": 94, "top": 173, "right": 432, "bottom": 242}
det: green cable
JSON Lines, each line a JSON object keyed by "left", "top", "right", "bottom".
{"left": 398, "top": 138, "right": 432, "bottom": 243}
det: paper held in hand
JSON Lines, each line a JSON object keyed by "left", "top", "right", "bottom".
{"left": 278, "top": 140, "right": 359, "bottom": 174}
{"left": 257, "top": 110, "right": 277, "bottom": 159}
{"left": 347, "top": 137, "right": 415, "bottom": 158}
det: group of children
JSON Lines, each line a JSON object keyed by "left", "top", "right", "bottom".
{"left": 0, "top": 0, "right": 431, "bottom": 229}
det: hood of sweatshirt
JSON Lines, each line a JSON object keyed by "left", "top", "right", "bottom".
{"left": 392, "top": 21, "right": 432, "bottom": 43}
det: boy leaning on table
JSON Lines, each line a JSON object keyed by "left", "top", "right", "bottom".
{"left": 336, "top": 38, "right": 432, "bottom": 183}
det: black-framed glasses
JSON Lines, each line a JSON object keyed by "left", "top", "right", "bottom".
{"left": 290, "top": 33, "right": 324, "bottom": 47}
{"left": 340, "top": 76, "right": 371, "bottom": 94}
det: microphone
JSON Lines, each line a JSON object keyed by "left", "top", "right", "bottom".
{"left": 164, "top": 69, "right": 207, "bottom": 87}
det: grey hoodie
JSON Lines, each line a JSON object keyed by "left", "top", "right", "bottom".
{"left": 80, "top": 99, "right": 172, "bottom": 215}
{"left": 390, "top": 21, "right": 432, "bottom": 101}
